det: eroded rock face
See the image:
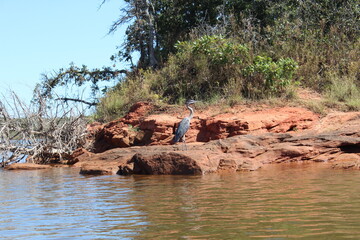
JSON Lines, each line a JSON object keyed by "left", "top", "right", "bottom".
{"left": 71, "top": 103, "right": 360, "bottom": 175}
{"left": 5, "top": 103, "right": 360, "bottom": 175}
{"left": 90, "top": 102, "right": 320, "bottom": 153}
{"left": 90, "top": 102, "right": 156, "bottom": 153}
{"left": 73, "top": 123, "right": 360, "bottom": 175}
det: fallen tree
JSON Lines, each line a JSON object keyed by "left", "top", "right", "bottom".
{"left": 0, "top": 91, "right": 88, "bottom": 167}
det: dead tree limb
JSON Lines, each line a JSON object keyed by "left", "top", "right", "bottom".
{"left": 56, "top": 97, "right": 98, "bottom": 106}
{"left": 0, "top": 91, "right": 88, "bottom": 166}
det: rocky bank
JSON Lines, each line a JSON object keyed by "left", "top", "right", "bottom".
{"left": 73, "top": 101, "right": 360, "bottom": 175}
{"left": 6, "top": 101, "right": 360, "bottom": 175}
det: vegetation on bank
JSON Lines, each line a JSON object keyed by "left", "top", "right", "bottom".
{"left": 38, "top": 0, "right": 359, "bottom": 121}
{"left": 1, "top": 0, "right": 359, "bottom": 166}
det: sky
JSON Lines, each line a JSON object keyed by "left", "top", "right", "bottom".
{"left": 0, "top": 0, "right": 129, "bottom": 104}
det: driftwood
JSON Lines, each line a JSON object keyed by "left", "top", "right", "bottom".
{"left": 0, "top": 91, "right": 87, "bottom": 167}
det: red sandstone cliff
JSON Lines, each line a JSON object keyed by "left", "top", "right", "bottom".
{"left": 6, "top": 101, "right": 360, "bottom": 174}
{"left": 72, "top": 101, "right": 360, "bottom": 175}
{"left": 87, "top": 102, "right": 320, "bottom": 152}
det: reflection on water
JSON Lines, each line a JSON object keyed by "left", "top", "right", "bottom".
{"left": 1, "top": 164, "right": 360, "bottom": 239}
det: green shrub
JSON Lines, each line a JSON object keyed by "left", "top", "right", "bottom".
{"left": 176, "top": 35, "right": 249, "bottom": 65}
{"left": 243, "top": 56, "right": 298, "bottom": 98}
{"left": 155, "top": 35, "right": 299, "bottom": 102}
{"left": 94, "top": 35, "right": 300, "bottom": 121}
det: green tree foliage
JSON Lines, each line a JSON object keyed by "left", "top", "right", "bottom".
{"left": 95, "top": 0, "right": 360, "bottom": 120}
{"left": 38, "top": 0, "right": 360, "bottom": 119}
{"left": 114, "top": 0, "right": 359, "bottom": 66}
{"left": 109, "top": 0, "right": 158, "bottom": 69}
{"left": 37, "top": 63, "right": 125, "bottom": 107}
{"left": 154, "top": 0, "right": 223, "bottom": 59}
{"left": 110, "top": 0, "right": 225, "bottom": 68}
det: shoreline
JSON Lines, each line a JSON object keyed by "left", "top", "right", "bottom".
{"left": 4, "top": 102, "right": 360, "bottom": 175}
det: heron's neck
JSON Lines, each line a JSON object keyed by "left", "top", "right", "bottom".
{"left": 187, "top": 105, "right": 194, "bottom": 119}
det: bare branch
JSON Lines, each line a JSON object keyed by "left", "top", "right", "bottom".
{"left": 0, "top": 90, "right": 88, "bottom": 166}
{"left": 56, "top": 97, "right": 98, "bottom": 107}
{"left": 98, "top": 0, "right": 108, "bottom": 11}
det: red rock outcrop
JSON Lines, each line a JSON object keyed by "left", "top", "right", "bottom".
{"left": 71, "top": 102, "right": 359, "bottom": 175}
{"left": 90, "top": 102, "right": 319, "bottom": 153}
{"left": 74, "top": 121, "right": 360, "bottom": 175}
{"left": 90, "top": 102, "right": 155, "bottom": 152}
{"left": 6, "top": 102, "right": 359, "bottom": 175}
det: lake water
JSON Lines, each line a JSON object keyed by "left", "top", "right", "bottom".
{"left": 1, "top": 163, "right": 360, "bottom": 239}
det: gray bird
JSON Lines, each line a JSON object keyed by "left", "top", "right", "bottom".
{"left": 173, "top": 99, "right": 198, "bottom": 149}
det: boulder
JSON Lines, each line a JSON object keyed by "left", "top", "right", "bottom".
{"left": 128, "top": 152, "right": 203, "bottom": 175}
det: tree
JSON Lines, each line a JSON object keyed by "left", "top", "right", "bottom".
{"left": 40, "top": 0, "right": 226, "bottom": 103}
{"left": 39, "top": 0, "right": 360, "bottom": 108}
{"left": 109, "top": 0, "right": 158, "bottom": 69}
{"left": 111, "top": 0, "right": 224, "bottom": 67}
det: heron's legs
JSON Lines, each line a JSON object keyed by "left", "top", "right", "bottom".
{"left": 181, "top": 135, "right": 187, "bottom": 151}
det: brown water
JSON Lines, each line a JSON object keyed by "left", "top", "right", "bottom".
{"left": 1, "top": 164, "right": 360, "bottom": 239}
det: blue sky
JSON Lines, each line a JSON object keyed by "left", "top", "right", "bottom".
{"left": 0, "top": 0, "right": 128, "bottom": 103}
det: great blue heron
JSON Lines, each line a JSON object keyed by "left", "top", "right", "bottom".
{"left": 173, "top": 99, "right": 198, "bottom": 149}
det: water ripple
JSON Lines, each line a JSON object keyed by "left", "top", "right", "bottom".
{"left": 1, "top": 164, "right": 360, "bottom": 239}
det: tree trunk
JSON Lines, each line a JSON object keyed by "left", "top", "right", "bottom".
{"left": 144, "top": 0, "right": 158, "bottom": 68}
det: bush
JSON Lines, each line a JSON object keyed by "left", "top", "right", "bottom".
{"left": 243, "top": 56, "right": 298, "bottom": 98}
{"left": 254, "top": 4, "right": 360, "bottom": 94}
{"left": 94, "top": 35, "right": 300, "bottom": 121}
{"left": 177, "top": 35, "right": 249, "bottom": 65}
{"left": 153, "top": 35, "right": 299, "bottom": 102}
